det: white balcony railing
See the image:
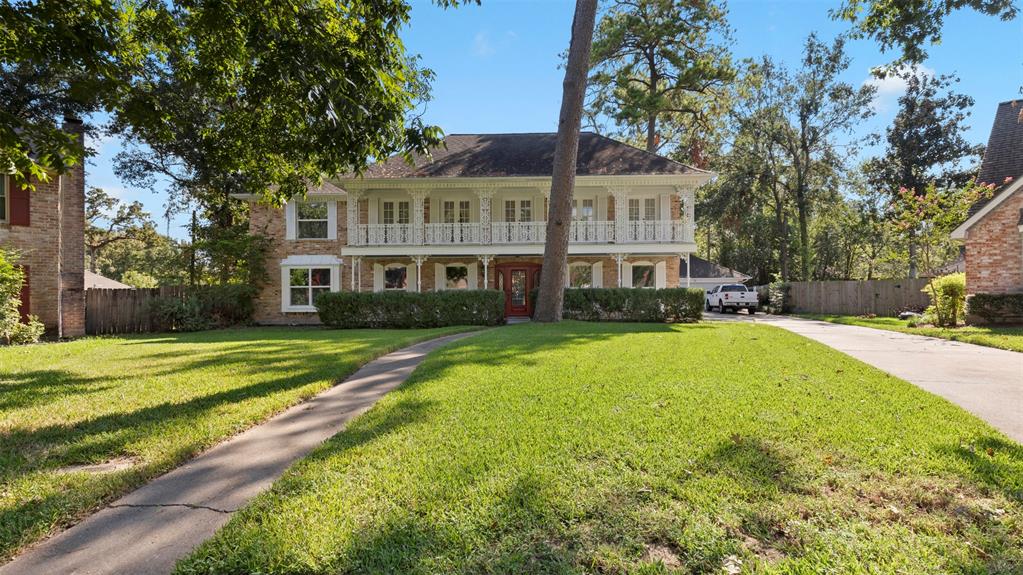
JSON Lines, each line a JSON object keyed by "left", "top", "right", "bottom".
{"left": 358, "top": 223, "right": 414, "bottom": 245}
{"left": 569, "top": 220, "right": 615, "bottom": 243}
{"left": 355, "top": 220, "right": 693, "bottom": 246}
{"left": 425, "top": 222, "right": 482, "bottom": 244}
{"left": 491, "top": 221, "right": 547, "bottom": 244}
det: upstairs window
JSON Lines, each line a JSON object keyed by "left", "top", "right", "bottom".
{"left": 573, "top": 198, "right": 594, "bottom": 222}
{"left": 382, "top": 201, "right": 410, "bottom": 225}
{"left": 443, "top": 200, "right": 471, "bottom": 223}
{"left": 297, "top": 202, "right": 329, "bottom": 239}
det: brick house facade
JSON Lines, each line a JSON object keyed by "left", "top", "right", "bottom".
{"left": 244, "top": 133, "right": 711, "bottom": 324}
{"left": 0, "top": 119, "right": 86, "bottom": 337}
{"left": 952, "top": 100, "right": 1023, "bottom": 299}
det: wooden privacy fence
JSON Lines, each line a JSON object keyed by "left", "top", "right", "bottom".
{"left": 786, "top": 279, "right": 931, "bottom": 316}
{"left": 86, "top": 286, "right": 187, "bottom": 335}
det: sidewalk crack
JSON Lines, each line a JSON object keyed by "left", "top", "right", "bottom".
{"left": 107, "top": 502, "right": 235, "bottom": 514}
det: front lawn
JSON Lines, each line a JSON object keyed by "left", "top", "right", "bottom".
{"left": 800, "top": 314, "right": 1023, "bottom": 353}
{"left": 180, "top": 322, "right": 1023, "bottom": 574}
{"left": 0, "top": 326, "right": 469, "bottom": 562}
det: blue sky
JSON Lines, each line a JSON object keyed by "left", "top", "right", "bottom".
{"left": 86, "top": 0, "right": 1023, "bottom": 238}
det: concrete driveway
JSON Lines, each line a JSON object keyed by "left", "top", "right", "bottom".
{"left": 706, "top": 312, "right": 1023, "bottom": 444}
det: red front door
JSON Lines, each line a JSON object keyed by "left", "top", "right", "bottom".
{"left": 496, "top": 263, "right": 541, "bottom": 317}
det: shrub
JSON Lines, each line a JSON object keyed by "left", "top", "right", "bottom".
{"left": 767, "top": 282, "right": 792, "bottom": 314}
{"left": 554, "top": 288, "right": 703, "bottom": 322}
{"left": 8, "top": 315, "right": 45, "bottom": 345}
{"left": 922, "top": 273, "right": 966, "bottom": 327}
{"left": 967, "top": 293, "right": 1023, "bottom": 325}
{"left": 146, "top": 284, "right": 257, "bottom": 332}
{"left": 316, "top": 290, "right": 505, "bottom": 328}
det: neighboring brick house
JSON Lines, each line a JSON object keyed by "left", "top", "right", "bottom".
{"left": 243, "top": 132, "right": 712, "bottom": 324}
{"left": 0, "top": 119, "right": 86, "bottom": 337}
{"left": 951, "top": 100, "right": 1023, "bottom": 298}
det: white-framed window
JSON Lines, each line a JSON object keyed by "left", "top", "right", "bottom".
{"left": 443, "top": 200, "right": 471, "bottom": 223}
{"left": 568, "top": 263, "right": 593, "bottom": 288}
{"left": 632, "top": 264, "right": 655, "bottom": 288}
{"left": 445, "top": 264, "right": 469, "bottom": 289}
{"left": 572, "top": 198, "right": 594, "bottom": 222}
{"left": 279, "top": 256, "right": 341, "bottom": 312}
{"left": 384, "top": 264, "right": 408, "bottom": 290}
{"left": 628, "top": 198, "right": 657, "bottom": 221}
{"left": 383, "top": 200, "right": 410, "bottom": 225}
{"left": 297, "top": 202, "right": 329, "bottom": 239}
{"left": 503, "top": 199, "right": 532, "bottom": 222}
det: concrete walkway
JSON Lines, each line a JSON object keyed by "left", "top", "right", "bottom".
{"left": 710, "top": 312, "right": 1023, "bottom": 443}
{"left": 0, "top": 332, "right": 477, "bottom": 575}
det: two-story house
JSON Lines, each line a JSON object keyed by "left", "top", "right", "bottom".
{"left": 0, "top": 118, "right": 86, "bottom": 337}
{"left": 246, "top": 133, "right": 711, "bottom": 323}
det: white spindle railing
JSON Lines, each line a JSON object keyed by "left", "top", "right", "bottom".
{"left": 425, "top": 222, "right": 482, "bottom": 244}
{"left": 357, "top": 220, "right": 692, "bottom": 245}
{"left": 568, "top": 220, "right": 615, "bottom": 243}
{"left": 358, "top": 224, "right": 414, "bottom": 245}
{"left": 491, "top": 221, "right": 547, "bottom": 244}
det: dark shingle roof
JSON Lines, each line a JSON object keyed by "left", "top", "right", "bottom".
{"left": 678, "top": 255, "right": 751, "bottom": 280}
{"left": 356, "top": 133, "right": 706, "bottom": 178}
{"left": 968, "top": 100, "right": 1023, "bottom": 218}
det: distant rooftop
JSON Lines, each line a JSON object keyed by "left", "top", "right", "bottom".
{"left": 349, "top": 132, "right": 709, "bottom": 179}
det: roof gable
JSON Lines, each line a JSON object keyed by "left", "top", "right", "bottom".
{"left": 966, "top": 100, "right": 1023, "bottom": 219}
{"left": 354, "top": 133, "right": 706, "bottom": 179}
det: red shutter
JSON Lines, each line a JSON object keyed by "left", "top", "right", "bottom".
{"left": 9, "top": 180, "right": 30, "bottom": 226}
{"left": 18, "top": 266, "right": 30, "bottom": 321}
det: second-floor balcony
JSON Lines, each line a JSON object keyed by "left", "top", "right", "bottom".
{"left": 353, "top": 220, "right": 692, "bottom": 246}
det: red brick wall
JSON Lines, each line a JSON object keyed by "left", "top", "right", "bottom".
{"left": 964, "top": 188, "right": 1023, "bottom": 295}
{"left": 0, "top": 133, "right": 86, "bottom": 337}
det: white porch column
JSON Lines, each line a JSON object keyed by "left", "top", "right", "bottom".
{"left": 611, "top": 186, "right": 628, "bottom": 243}
{"left": 614, "top": 253, "right": 627, "bottom": 287}
{"left": 413, "top": 255, "right": 427, "bottom": 292}
{"left": 684, "top": 252, "right": 691, "bottom": 288}
{"left": 411, "top": 190, "right": 428, "bottom": 245}
{"left": 346, "top": 190, "right": 362, "bottom": 246}
{"left": 351, "top": 256, "right": 361, "bottom": 291}
{"left": 476, "top": 188, "right": 495, "bottom": 244}
{"left": 478, "top": 254, "right": 494, "bottom": 289}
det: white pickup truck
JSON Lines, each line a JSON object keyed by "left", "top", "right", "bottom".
{"left": 705, "top": 284, "right": 758, "bottom": 314}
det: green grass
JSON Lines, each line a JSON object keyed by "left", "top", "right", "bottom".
{"left": 179, "top": 322, "right": 1023, "bottom": 574}
{"left": 0, "top": 326, "right": 470, "bottom": 562}
{"left": 799, "top": 314, "right": 1023, "bottom": 353}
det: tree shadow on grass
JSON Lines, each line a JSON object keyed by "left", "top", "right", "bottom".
{"left": 942, "top": 435, "right": 1023, "bottom": 504}
{"left": 0, "top": 371, "right": 114, "bottom": 411}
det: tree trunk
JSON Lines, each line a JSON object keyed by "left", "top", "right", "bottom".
{"left": 795, "top": 184, "right": 810, "bottom": 281}
{"left": 534, "top": 0, "right": 598, "bottom": 323}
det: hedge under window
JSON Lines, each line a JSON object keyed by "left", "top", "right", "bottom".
{"left": 632, "top": 264, "right": 655, "bottom": 288}
{"left": 385, "top": 265, "right": 407, "bottom": 290}
{"left": 297, "top": 202, "right": 329, "bottom": 239}
{"left": 445, "top": 265, "right": 469, "bottom": 289}
{"left": 289, "top": 267, "right": 331, "bottom": 306}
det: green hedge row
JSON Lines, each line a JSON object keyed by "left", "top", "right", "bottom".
{"left": 967, "top": 293, "right": 1023, "bottom": 324}
{"left": 315, "top": 290, "right": 505, "bottom": 328}
{"left": 550, "top": 288, "right": 703, "bottom": 322}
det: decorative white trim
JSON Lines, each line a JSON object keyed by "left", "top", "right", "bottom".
{"left": 285, "top": 201, "right": 296, "bottom": 240}
{"left": 951, "top": 179, "right": 1023, "bottom": 239}
{"left": 340, "top": 243, "right": 695, "bottom": 258}
{"left": 280, "top": 254, "right": 344, "bottom": 266}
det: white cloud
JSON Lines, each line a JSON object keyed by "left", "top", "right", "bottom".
{"left": 472, "top": 31, "right": 494, "bottom": 57}
{"left": 863, "top": 64, "right": 936, "bottom": 113}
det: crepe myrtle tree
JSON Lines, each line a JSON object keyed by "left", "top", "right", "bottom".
{"left": 535, "top": 0, "right": 599, "bottom": 323}
{"left": 1, "top": 0, "right": 475, "bottom": 204}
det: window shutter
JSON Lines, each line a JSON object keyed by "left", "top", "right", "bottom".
{"left": 659, "top": 194, "right": 670, "bottom": 221}
{"left": 468, "top": 263, "right": 478, "bottom": 289}
{"left": 622, "top": 262, "right": 633, "bottom": 288}
{"left": 18, "top": 266, "right": 29, "bottom": 320}
{"left": 592, "top": 261, "right": 602, "bottom": 288}
{"left": 327, "top": 201, "right": 337, "bottom": 240}
{"left": 9, "top": 183, "right": 29, "bottom": 226}
{"left": 373, "top": 264, "right": 384, "bottom": 292}
{"left": 406, "top": 264, "right": 417, "bottom": 292}
{"left": 435, "top": 263, "right": 445, "bottom": 291}
{"left": 285, "top": 201, "right": 296, "bottom": 240}
{"left": 655, "top": 261, "right": 667, "bottom": 288}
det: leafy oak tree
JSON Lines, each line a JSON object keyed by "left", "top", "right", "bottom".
{"left": 864, "top": 70, "right": 979, "bottom": 278}
{"left": 586, "top": 0, "right": 733, "bottom": 156}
